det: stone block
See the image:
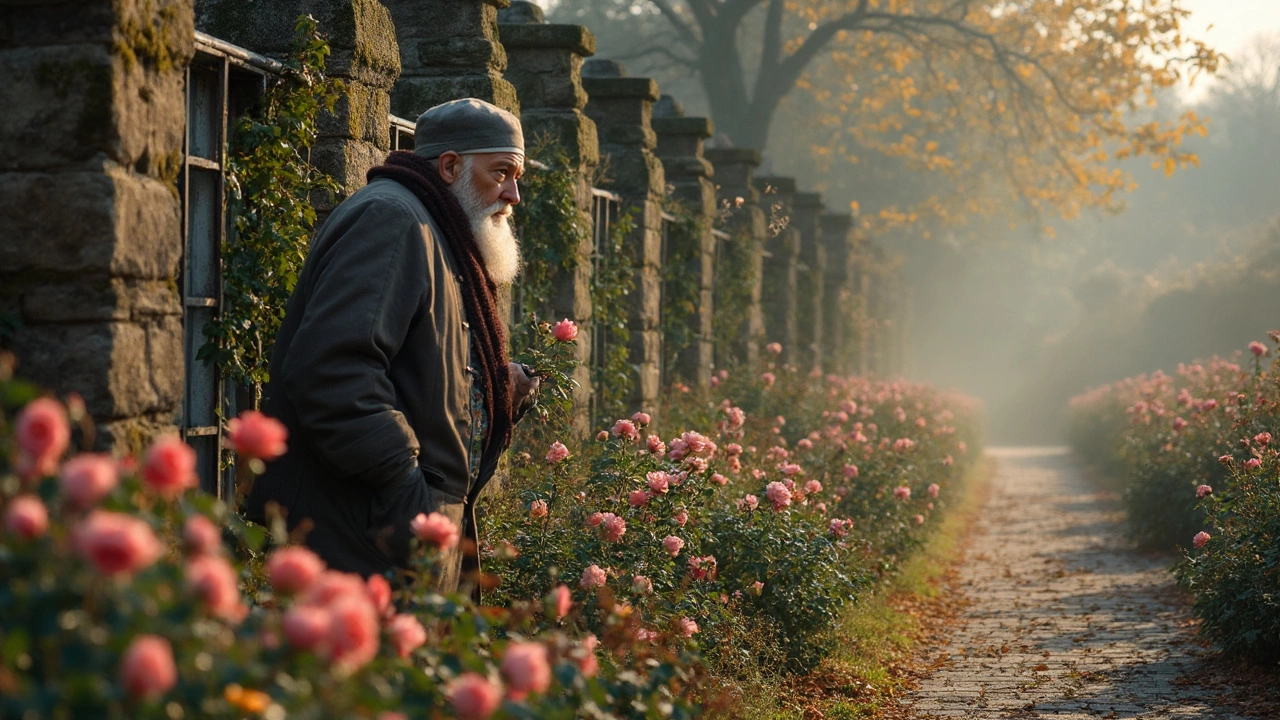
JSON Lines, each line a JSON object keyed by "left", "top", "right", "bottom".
{"left": 0, "top": 2, "right": 116, "bottom": 48}
{"left": 392, "top": 74, "right": 519, "bottom": 119}
{"left": 499, "top": 23, "right": 594, "bottom": 57}
{"left": 309, "top": 138, "right": 386, "bottom": 201}
{"left": 0, "top": 170, "right": 118, "bottom": 273}
{"left": 497, "top": 0, "right": 542, "bottom": 24}
{"left": 521, "top": 110, "right": 599, "bottom": 165}
{"left": 318, "top": 78, "right": 393, "bottom": 148}
{"left": 581, "top": 76, "right": 659, "bottom": 101}
{"left": 108, "top": 166, "right": 184, "bottom": 280}
{"left": 0, "top": 44, "right": 115, "bottom": 172}
{"left": 411, "top": 36, "right": 505, "bottom": 74}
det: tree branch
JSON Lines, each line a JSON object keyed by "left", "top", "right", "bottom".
{"left": 646, "top": 0, "right": 701, "bottom": 45}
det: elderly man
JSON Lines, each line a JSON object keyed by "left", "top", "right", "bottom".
{"left": 246, "top": 98, "right": 539, "bottom": 592}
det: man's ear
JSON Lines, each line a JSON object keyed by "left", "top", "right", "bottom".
{"left": 437, "top": 151, "right": 463, "bottom": 185}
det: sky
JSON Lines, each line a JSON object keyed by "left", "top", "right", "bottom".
{"left": 1177, "top": 0, "right": 1280, "bottom": 100}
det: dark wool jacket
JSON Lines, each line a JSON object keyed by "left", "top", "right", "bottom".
{"left": 245, "top": 178, "right": 501, "bottom": 592}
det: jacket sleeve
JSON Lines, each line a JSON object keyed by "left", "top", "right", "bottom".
{"left": 279, "top": 197, "right": 431, "bottom": 490}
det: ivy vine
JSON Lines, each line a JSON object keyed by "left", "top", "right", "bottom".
{"left": 590, "top": 207, "right": 637, "bottom": 424}
{"left": 198, "top": 15, "right": 342, "bottom": 405}
{"left": 712, "top": 224, "right": 760, "bottom": 368}
{"left": 659, "top": 198, "right": 705, "bottom": 384}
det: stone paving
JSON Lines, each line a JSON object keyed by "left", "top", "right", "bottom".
{"left": 902, "top": 447, "right": 1255, "bottom": 720}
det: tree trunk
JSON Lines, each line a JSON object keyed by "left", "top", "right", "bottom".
{"left": 697, "top": 28, "right": 779, "bottom": 150}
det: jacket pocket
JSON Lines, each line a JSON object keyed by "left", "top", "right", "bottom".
{"left": 366, "top": 465, "right": 463, "bottom": 566}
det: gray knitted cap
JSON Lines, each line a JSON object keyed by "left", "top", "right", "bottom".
{"left": 414, "top": 98, "right": 524, "bottom": 159}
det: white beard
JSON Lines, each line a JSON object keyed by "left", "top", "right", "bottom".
{"left": 449, "top": 157, "right": 522, "bottom": 285}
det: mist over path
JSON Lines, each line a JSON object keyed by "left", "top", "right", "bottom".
{"left": 902, "top": 448, "right": 1255, "bottom": 719}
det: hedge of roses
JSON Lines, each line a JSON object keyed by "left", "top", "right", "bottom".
{"left": 0, "top": 324, "right": 981, "bottom": 717}
{"left": 1067, "top": 335, "right": 1280, "bottom": 659}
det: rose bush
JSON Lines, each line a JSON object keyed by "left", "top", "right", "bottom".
{"left": 1068, "top": 335, "right": 1280, "bottom": 659}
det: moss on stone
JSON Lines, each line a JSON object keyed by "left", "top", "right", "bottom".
{"left": 113, "top": 0, "right": 186, "bottom": 74}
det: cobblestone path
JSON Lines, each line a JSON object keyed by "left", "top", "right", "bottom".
{"left": 902, "top": 447, "right": 1255, "bottom": 719}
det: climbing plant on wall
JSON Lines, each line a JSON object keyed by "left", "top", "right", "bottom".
{"left": 712, "top": 225, "right": 759, "bottom": 368}
{"left": 659, "top": 199, "right": 704, "bottom": 383}
{"left": 198, "top": 15, "right": 342, "bottom": 405}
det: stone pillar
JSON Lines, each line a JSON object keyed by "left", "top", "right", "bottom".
{"left": 581, "top": 59, "right": 664, "bottom": 412}
{"left": 0, "top": 0, "right": 194, "bottom": 453}
{"left": 819, "top": 212, "right": 855, "bottom": 373}
{"left": 703, "top": 147, "right": 765, "bottom": 367}
{"left": 791, "top": 191, "right": 825, "bottom": 372}
{"left": 754, "top": 175, "right": 800, "bottom": 364}
{"left": 197, "top": 0, "right": 401, "bottom": 207}
{"left": 652, "top": 96, "right": 716, "bottom": 387}
{"left": 498, "top": 1, "right": 598, "bottom": 430}
{"left": 384, "top": 0, "right": 519, "bottom": 117}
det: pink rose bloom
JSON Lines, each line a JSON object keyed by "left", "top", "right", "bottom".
{"left": 74, "top": 510, "right": 163, "bottom": 576}
{"left": 225, "top": 410, "right": 288, "bottom": 460}
{"left": 448, "top": 673, "right": 503, "bottom": 720}
{"left": 804, "top": 479, "right": 823, "bottom": 494}
{"left": 718, "top": 369, "right": 729, "bottom": 380}
{"left": 283, "top": 605, "right": 330, "bottom": 651}
{"left": 840, "top": 400, "right": 858, "bottom": 414}
{"left": 302, "top": 571, "right": 368, "bottom": 607}
{"left": 501, "top": 642, "right": 551, "bottom": 700}
{"left": 843, "top": 464, "right": 859, "bottom": 479}
{"left": 927, "top": 483, "right": 940, "bottom": 498}
{"left": 267, "top": 546, "right": 325, "bottom": 596}
{"left": 186, "top": 555, "right": 246, "bottom": 622}
{"left": 688, "top": 555, "right": 716, "bottom": 581}
{"left": 726, "top": 443, "right": 743, "bottom": 457}
{"left": 120, "top": 635, "right": 177, "bottom": 699}
{"left": 142, "top": 436, "right": 197, "bottom": 498}
{"left": 779, "top": 462, "right": 802, "bottom": 477}
{"left": 1255, "top": 432, "right": 1272, "bottom": 446}
{"left": 15, "top": 397, "right": 70, "bottom": 477}
{"left": 663, "top": 535, "right": 685, "bottom": 557}
{"left": 611, "top": 419, "right": 639, "bottom": 441}
{"left": 829, "top": 518, "right": 850, "bottom": 537}
{"left": 742, "top": 494, "right": 759, "bottom": 511}
{"left": 893, "top": 407, "right": 907, "bottom": 422}
{"left": 5, "top": 495, "right": 48, "bottom": 540}
{"left": 943, "top": 454, "right": 954, "bottom": 467}
{"left": 678, "top": 617, "right": 699, "bottom": 637}
{"left": 893, "top": 438, "right": 915, "bottom": 453}
{"left": 529, "top": 499, "right": 549, "bottom": 518}
{"left": 760, "top": 372, "right": 776, "bottom": 387}
{"left": 914, "top": 514, "right": 925, "bottom": 525}
{"left": 411, "top": 511, "right": 460, "bottom": 550}
{"left": 673, "top": 508, "right": 689, "bottom": 527}
{"left": 59, "top": 454, "right": 118, "bottom": 509}
{"left": 646, "top": 434, "right": 667, "bottom": 456}
{"left": 631, "top": 575, "right": 653, "bottom": 594}
{"left": 1245, "top": 458, "right": 1262, "bottom": 470}
{"left": 894, "top": 486, "right": 911, "bottom": 500}
{"left": 596, "top": 430, "right": 610, "bottom": 441}
{"left": 751, "top": 580, "right": 765, "bottom": 596}
{"left": 627, "top": 490, "right": 650, "bottom": 507}
{"left": 1250, "top": 341, "right": 1267, "bottom": 356}
{"left": 577, "top": 634, "right": 599, "bottom": 677}
{"left": 587, "top": 511, "right": 605, "bottom": 526}
{"left": 388, "top": 613, "right": 427, "bottom": 658}
{"left": 765, "top": 481, "right": 792, "bottom": 511}
{"left": 552, "top": 318, "right": 578, "bottom": 342}
{"left": 325, "top": 595, "right": 380, "bottom": 671}
{"left": 710, "top": 376, "right": 720, "bottom": 387}
{"left": 766, "top": 342, "right": 782, "bottom": 355}
{"left": 1193, "top": 531, "right": 1210, "bottom": 549}
{"left": 1201, "top": 399, "right": 1218, "bottom": 412}
{"left": 547, "top": 584, "right": 572, "bottom": 619}
{"left": 1196, "top": 484, "right": 1213, "bottom": 498}
{"left": 724, "top": 406, "right": 746, "bottom": 429}
{"left": 600, "top": 513, "right": 627, "bottom": 542}
{"left": 797, "top": 438, "right": 814, "bottom": 451}
{"left": 579, "top": 564, "right": 607, "bottom": 589}
{"left": 631, "top": 411, "right": 652, "bottom": 425}
{"left": 646, "top": 471, "right": 671, "bottom": 494}
{"left": 545, "top": 441, "right": 569, "bottom": 464}
{"left": 366, "top": 575, "right": 392, "bottom": 617}
{"left": 183, "top": 515, "right": 221, "bottom": 556}
{"left": 1172, "top": 417, "right": 1187, "bottom": 432}
{"left": 710, "top": 473, "right": 728, "bottom": 486}
{"left": 957, "top": 442, "right": 967, "bottom": 454}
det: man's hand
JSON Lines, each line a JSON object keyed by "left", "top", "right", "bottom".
{"left": 509, "top": 362, "right": 541, "bottom": 420}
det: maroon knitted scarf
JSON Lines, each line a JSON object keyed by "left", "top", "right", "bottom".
{"left": 366, "top": 151, "right": 513, "bottom": 461}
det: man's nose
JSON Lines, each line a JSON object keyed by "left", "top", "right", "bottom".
{"left": 500, "top": 178, "right": 520, "bottom": 205}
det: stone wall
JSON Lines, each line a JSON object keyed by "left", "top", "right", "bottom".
{"left": 704, "top": 147, "right": 766, "bottom": 367}
{"left": 0, "top": 0, "right": 195, "bottom": 453}
{"left": 819, "top": 212, "right": 855, "bottom": 373}
{"left": 385, "top": 0, "right": 518, "bottom": 118}
{"left": 755, "top": 175, "right": 800, "bottom": 363}
{"left": 652, "top": 96, "right": 716, "bottom": 387}
{"left": 582, "top": 59, "right": 665, "bottom": 411}
{"left": 791, "top": 191, "right": 825, "bottom": 371}
{"left": 498, "top": 1, "right": 597, "bottom": 429}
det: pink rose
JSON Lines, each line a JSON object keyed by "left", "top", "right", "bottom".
{"left": 142, "top": 436, "right": 197, "bottom": 498}
{"left": 448, "top": 672, "right": 503, "bottom": 720}
{"left": 411, "top": 512, "right": 459, "bottom": 550}
{"left": 646, "top": 471, "right": 670, "bottom": 495}
{"left": 545, "top": 441, "right": 569, "bottom": 464}
{"left": 5, "top": 495, "right": 48, "bottom": 540}
{"left": 829, "top": 518, "right": 851, "bottom": 537}
{"left": 1250, "top": 341, "right": 1267, "bottom": 356}
{"left": 628, "top": 490, "right": 651, "bottom": 507}
{"left": 631, "top": 411, "right": 652, "bottom": 426}
{"left": 927, "top": 483, "right": 940, "bottom": 498}
{"left": 267, "top": 546, "right": 325, "bottom": 595}
{"left": 893, "top": 438, "right": 915, "bottom": 453}
{"left": 646, "top": 434, "right": 667, "bottom": 456}
{"left": 751, "top": 580, "right": 765, "bottom": 596}
{"left": 580, "top": 564, "right": 607, "bottom": 589}
{"left": 186, "top": 555, "right": 246, "bottom": 622}
{"left": 183, "top": 515, "right": 222, "bottom": 556}
{"left": 724, "top": 406, "right": 746, "bottom": 429}
{"left": 611, "top": 419, "right": 639, "bottom": 441}
{"left": 1201, "top": 399, "right": 1218, "bottom": 412}
{"left": 804, "top": 479, "right": 823, "bottom": 494}
{"left": 552, "top": 318, "right": 579, "bottom": 342}
{"left": 388, "top": 613, "right": 427, "bottom": 658}
{"left": 325, "top": 595, "right": 380, "bottom": 671}
{"left": 766, "top": 342, "right": 782, "bottom": 355}
{"left": 74, "top": 510, "right": 163, "bottom": 576}
{"left": 710, "top": 473, "right": 728, "bottom": 486}
{"left": 501, "top": 642, "right": 551, "bottom": 700}
{"left": 678, "top": 617, "right": 699, "bottom": 637}
{"left": 547, "top": 584, "right": 571, "bottom": 619}
{"left": 760, "top": 372, "right": 776, "bottom": 387}
{"left": 600, "top": 513, "right": 627, "bottom": 542}
{"left": 1172, "top": 417, "right": 1187, "bottom": 432}
{"left": 914, "top": 514, "right": 925, "bottom": 525}
{"left": 1255, "top": 432, "right": 1272, "bottom": 446}
{"left": 663, "top": 535, "right": 685, "bottom": 557}
{"left": 1193, "top": 531, "right": 1210, "bottom": 549}
{"left": 740, "top": 494, "right": 759, "bottom": 511}
{"left": 797, "top": 438, "right": 813, "bottom": 450}
{"left": 779, "top": 462, "right": 802, "bottom": 477}
{"left": 673, "top": 508, "right": 689, "bottom": 527}
{"left": 225, "top": 410, "right": 288, "bottom": 460}
{"left": 587, "top": 511, "right": 606, "bottom": 528}
{"left": 632, "top": 575, "right": 653, "bottom": 594}
{"left": 302, "top": 571, "right": 368, "bottom": 608}
{"left": 366, "top": 575, "right": 392, "bottom": 617}
{"left": 1196, "top": 484, "right": 1213, "bottom": 498}
{"left": 1245, "top": 458, "right": 1262, "bottom": 470}
{"left": 529, "top": 499, "right": 549, "bottom": 518}
{"left": 120, "top": 635, "right": 177, "bottom": 699}
{"left": 283, "top": 605, "right": 330, "bottom": 651}
{"left": 843, "top": 464, "right": 859, "bottom": 479}
{"left": 765, "top": 481, "right": 792, "bottom": 511}
{"left": 577, "top": 634, "right": 599, "bottom": 677}
{"left": 59, "top": 454, "right": 118, "bottom": 509}
{"left": 894, "top": 486, "right": 911, "bottom": 500}
{"left": 15, "top": 397, "right": 70, "bottom": 477}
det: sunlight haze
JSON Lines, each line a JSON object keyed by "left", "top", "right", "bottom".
{"left": 1181, "top": 0, "right": 1280, "bottom": 99}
